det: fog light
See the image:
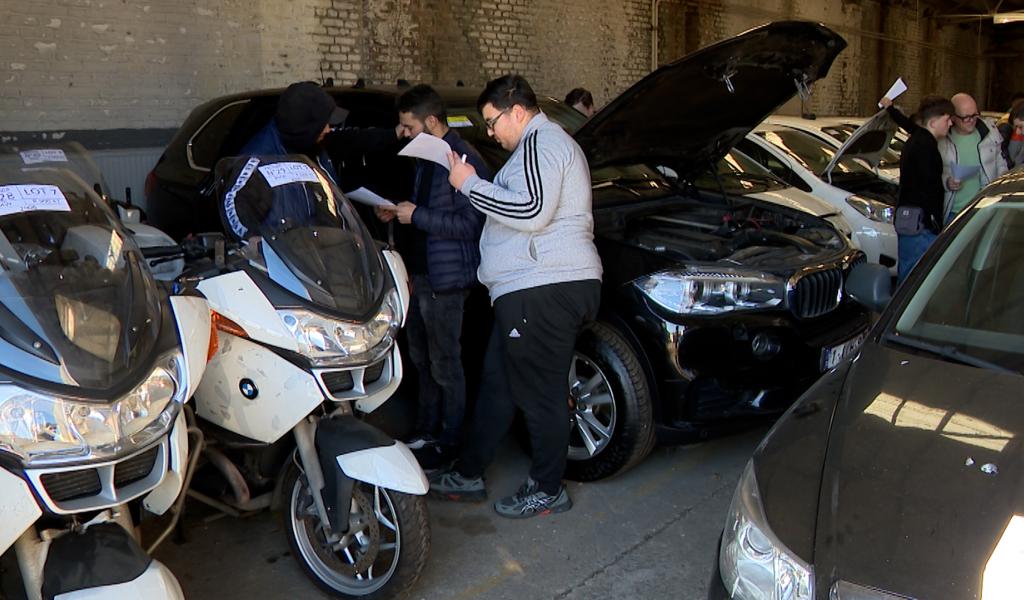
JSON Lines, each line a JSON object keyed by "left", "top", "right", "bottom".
{"left": 751, "top": 333, "right": 781, "bottom": 359}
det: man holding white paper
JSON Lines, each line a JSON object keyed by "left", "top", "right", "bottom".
{"left": 374, "top": 84, "right": 489, "bottom": 463}
{"left": 939, "top": 92, "right": 1007, "bottom": 222}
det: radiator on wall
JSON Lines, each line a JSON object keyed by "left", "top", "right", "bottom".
{"left": 90, "top": 147, "right": 164, "bottom": 211}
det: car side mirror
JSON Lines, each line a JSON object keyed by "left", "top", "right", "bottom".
{"left": 846, "top": 263, "right": 892, "bottom": 313}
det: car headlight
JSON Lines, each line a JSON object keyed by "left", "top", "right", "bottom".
{"left": 635, "top": 269, "right": 786, "bottom": 315}
{"left": 0, "top": 352, "right": 185, "bottom": 467}
{"left": 846, "top": 195, "right": 894, "bottom": 224}
{"left": 720, "top": 460, "right": 813, "bottom": 600}
{"left": 278, "top": 287, "right": 401, "bottom": 367}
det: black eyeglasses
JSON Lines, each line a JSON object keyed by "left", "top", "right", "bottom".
{"left": 484, "top": 108, "right": 512, "bottom": 131}
{"left": 955, "top": 113, "right": 980, "bottom": 120}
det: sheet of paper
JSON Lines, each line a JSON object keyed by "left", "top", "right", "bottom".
{"left": 398, "top": 132, "right": 453, "bottom": 170}
{"left": 258, "top": 162, "right": 320, "bottom": 187}
{"left": 0, "top": 184, "right": 72, "bottom": 216}
{"left": 20, "top": 149, "right": 68, "bottom": 165}
{"left": 879, "top": 77, "right": 908, "bottom": 107}
{"left": 345, "top": 186, "right": 397, "bottom": 208}
{"left": 950, "top": 162, "right": 981, "bottom": 181}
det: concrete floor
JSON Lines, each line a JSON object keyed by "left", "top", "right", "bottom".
{"left": 154, "top": 427, "right": 766, "bottom": 600}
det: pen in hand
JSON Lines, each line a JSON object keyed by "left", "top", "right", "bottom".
{"left": 460, "top": 153, "right": 467, "bottom": 164}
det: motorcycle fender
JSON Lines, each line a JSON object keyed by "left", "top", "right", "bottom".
{"left": 0, "top": 469, "right": 41, "bottom": 554}
{"left": 143, "top": 411, "right": 188, "bottom": 515}
{"left": 195, "top": 333, "right": 322, "bottom": 443}
{"left": 53, "top": 561, "right": 183, "bottom": 600}
{"left": 318, "top": 417, "right": 428, "bottom": 496}
{"left": 382, "top": 249, "right": 410, "bottom": 325}
{"left": 169, "top": 295, "right": 211, "bottom": 401}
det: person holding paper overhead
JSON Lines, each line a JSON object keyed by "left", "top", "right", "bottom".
{"left": 374, "top": 84, "right": 489, "bottom": 463}
{"left": 939, "top": 93, "right": 1007, "bottom": 222}
{"left": 880, "top": 94, "right": 954, "bottom": 283}
{"left": 430, "top": 74, "right": 602, "bottom": 519}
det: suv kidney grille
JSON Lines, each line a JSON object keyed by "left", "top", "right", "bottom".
{"left": 41, "top": 469, "right": 102, "bottom": 502}
{"left": 113, "top": 446, "right": 161, "bottom": 488}
{"left": 793, "top": 268, "right": 843, "bottom": 319}
{"left": 323, "top": 370, "right": 355, "bottom": 394}
{"left": 364, "top": 359, "right": 386, "bottom": 384}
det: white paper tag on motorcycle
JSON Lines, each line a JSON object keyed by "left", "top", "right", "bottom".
{"left": 19, "top": 149, "right": 68, "bottom": 164}
{"left": 258, "top": 162, "right": 320, "bottom": 187}
{"left": 0, "top": 184, "right": 71, "bottom": 215}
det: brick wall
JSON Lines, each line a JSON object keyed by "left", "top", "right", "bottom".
{"left": 0, "top": 0, "right": 1001, "bottom": 134}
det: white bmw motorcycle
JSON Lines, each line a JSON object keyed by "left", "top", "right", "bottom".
{"left": 0, "top": 163, "right": 210, "bottom": 599}
{"left": 176, "top": 155, "right": 429, "bottom": 599}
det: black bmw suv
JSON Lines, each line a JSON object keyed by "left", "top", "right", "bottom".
{"left": 146, "top": 21, "right": 869, "bottom": 481}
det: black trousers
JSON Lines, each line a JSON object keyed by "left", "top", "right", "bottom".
{"left": 457, "top": 279, "right": 600, "bottom": 495}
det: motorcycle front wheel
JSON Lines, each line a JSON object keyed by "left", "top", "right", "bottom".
{"left": 282, "top": 464, "right": 430, "bottom": 599}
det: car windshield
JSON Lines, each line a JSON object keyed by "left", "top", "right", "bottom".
{"left": 758, "top": 128, "right": 873, "bottom": 177}
{"left": 693, "top": 150, "right": 786, "bottom": 194}
{"left": 889, "top": 196, "right": 1024, "bottom": 372}
{"left": 0, "top": 142, "right": 111, "bottom": 197}
{"left": 216, "top": 155, "right": 386, "bottom": 318}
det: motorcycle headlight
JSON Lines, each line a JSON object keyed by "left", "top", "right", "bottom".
{"left": 0, "top": 352, "right": 185, "bottom": 467}
{"left": 278, "top": 287, "right": 401, "bottom": 367}
{"left": 846, "top": 195, "right": 894, "bottom": 224}
{"left": 719, "top": 461, "right": 813, "bottom": 600}
{"left": 635, "top": 269, "right": 786, "bottom": 315}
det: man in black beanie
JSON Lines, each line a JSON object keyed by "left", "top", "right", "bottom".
{"left": 240, "top": 81, "right": 350, "bottom": 181}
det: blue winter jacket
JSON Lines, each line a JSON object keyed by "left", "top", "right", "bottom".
{"left": 410, "top": 130, "right": 490, "bottom": 292}
{"left": 240, "top": 121, "right": 341, "bottom": 182}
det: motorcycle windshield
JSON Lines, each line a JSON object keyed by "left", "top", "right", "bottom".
{"left": 0, "top": 164, "right": 163, "bottom": 393}
{"left": 217, "top": 155, "right": 386, "bottom": 317}
{"left": 0, "top": 142, "right": 112, "bottom": 198}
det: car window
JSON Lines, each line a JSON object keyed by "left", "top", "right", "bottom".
{"left": 189, "top": 100, "right": 251, "bottom": 171}
{"left": 757, "top": 129, "right": 872, "bottom": 177}
{"left": 734, "top": 139, "right": 813, "bottom": 193}
{"left": 822, "top": 125, "right": 852, "bottom": 143}
{"left": 692, "top": 150, "right": 787, "bottom": 194}
{"left": 893, "top": 198, "right": 1024, "bottom": 371}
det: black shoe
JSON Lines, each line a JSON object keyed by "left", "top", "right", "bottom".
{"left": 493, "top": 478, "right": 572, "bottom": 519}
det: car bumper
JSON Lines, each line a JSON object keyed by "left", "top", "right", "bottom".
{"left": 627, "top": 293, "right": 870, "bottom": 432}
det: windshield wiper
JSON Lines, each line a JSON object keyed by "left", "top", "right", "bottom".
{"left": 882, "top": 332, "right": 1019, "bottom": 375}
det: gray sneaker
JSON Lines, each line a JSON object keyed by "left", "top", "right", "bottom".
{"left": 493, "top": 478, "right": 572, "bottom": 519}
{"left": 428, "top": 467, "right": 486, "bottom": 502}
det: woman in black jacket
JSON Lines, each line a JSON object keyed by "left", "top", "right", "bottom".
{"left": 880, "top": 94, "right": 955, "bottom": 283}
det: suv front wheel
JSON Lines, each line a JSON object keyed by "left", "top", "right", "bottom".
{"left": 564, "top": 322, "right": 656, "bottom": 481}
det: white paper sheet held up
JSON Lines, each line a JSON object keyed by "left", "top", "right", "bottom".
{"left": 346, "top": 186, "right": 396, "bottom": 208}
{"left": 950, "top": 162, "right": 981, "bottom": 181}
{"left": 879, "top": 77, "right": 908, "bottom": 107}
{"left": 398, "top": 133, "right": 453, "bottom": 170}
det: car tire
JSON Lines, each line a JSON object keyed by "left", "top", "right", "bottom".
{"left": 564, "top": 321, "right": 655, "bottom": 482}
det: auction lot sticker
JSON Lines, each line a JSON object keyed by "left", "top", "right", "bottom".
{"left": 258, "top": 162, "right": 320, "bottom": 188}
{"left": 0, "top": 185, "right": 72, "bottom": 216}
{"left": 20, "top": 149, "right": 68, "bottom": 165}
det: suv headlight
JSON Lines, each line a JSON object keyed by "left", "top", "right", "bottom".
{"left": 0, "top": 352, "right": 185, "bottom": 467}
{"left": 720, "top": 461, "right": 813, "bottom": 600}
{"left": 278, "top": 287, "right": 401, "bottom": 367}
{"left": 635, "top": 269, "right": 786, "bottom": 315}
{"left": 846, "top": 195, "right": 894, "bottom": 224}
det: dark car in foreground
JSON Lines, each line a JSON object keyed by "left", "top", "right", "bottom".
{"left": 147, "top": 21, "right": 869, "bottom": 481}
{"left": 710, "top": 173, "right": 1024, "bottom": 599}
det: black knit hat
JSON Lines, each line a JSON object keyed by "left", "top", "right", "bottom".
{"left": 274, "top": 82, "right": 349, "bottom": 152}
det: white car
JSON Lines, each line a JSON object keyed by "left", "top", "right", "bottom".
{"left": 768, "top": 112, "right": 902, "bottom": 183}
{"left": 735, "top": 123, "right": 899, "bottom": 272}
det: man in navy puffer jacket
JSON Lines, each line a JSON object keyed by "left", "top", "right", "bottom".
{"left": 376, "top": 84, "right": 491, "bottom": 460}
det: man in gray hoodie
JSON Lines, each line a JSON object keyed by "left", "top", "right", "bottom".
{"left": 429, "top": 74, "right": 602, "bottom": 518}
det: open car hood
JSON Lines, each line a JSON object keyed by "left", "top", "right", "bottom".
{"left": 822, "top": 108, "right": 897, "bottom": 181}
{"left": 574, "top": 21, "right": 846, "bottom": 175}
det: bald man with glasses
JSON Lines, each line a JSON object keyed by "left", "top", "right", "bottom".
{"left": 939, "top": 93, "right": 1008, "bottom": 222}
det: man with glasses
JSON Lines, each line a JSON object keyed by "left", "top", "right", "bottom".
{"left": 940, "top": 92, "right": 1007, "bottom": 222}
{"left": 428, "top": 74, "right": 602, "bottom": 519}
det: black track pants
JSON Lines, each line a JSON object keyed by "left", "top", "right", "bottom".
{"left": 457, "top": 279, "right": 600, "bottom": 495}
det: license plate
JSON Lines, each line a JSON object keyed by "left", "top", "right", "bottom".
{"left": 820, "top": 331, "right": 868, "bottom": 371}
